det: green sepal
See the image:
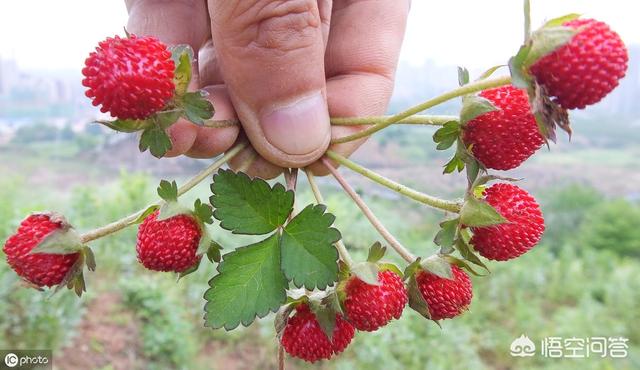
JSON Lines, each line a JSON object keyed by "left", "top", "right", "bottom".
{"left": 95, "top": 118, "right": 151, "bottom": 133}
{"left": 459, "top": 195, "right": 507, "bottom": 227}
{"left": 366, "top": 241, "right": 386, "bottom": 263}
{"left": 31, "top": 225, "right": 83, "bottom": 255}
{"left": 193, "top": 198, "right": 214, "bottom": 224}
{"left": 432, "top": 121, "right": 461, "bottom": 151}
{"left": 434, "top": 218, "right": 459, "bottom": 250}
{"left": 177, "top": 260, "right": 201, "bottom": 281}
{"left": 542, "top": 13, "right": 581, "bottom": 28}
{"left": 407, "top": 273, "right": 437, "bottom": 324}
{"left": 350, "top": 262, "right": 380, "bottom": 286}
{"left": 454, "top": 238, "right": 490, "bottom": 273}
{"left": 403, "top": 258, "right": 422, "bottom": 282}
{"left": 169, "top": 44, "right": 193, "bottom": 96}
{"left": 421, "top": 255, "right": 453, "bottom": 280}
{"left": 139, "top": 125, "right": 172, "bottom": 158}
{"left": 378, "top": 263, "right": 403, "bottom": 278}
{"left": 457, "top": 66, "right": 470, "bottom": 86}
{"left": 157, "top": 180, "right": 178, "bottom": 202}
{"left": 179, "top": 91, "right": 215, "bottom": 125}
{"left": 133, "top": 205, "right": 160, "bottom": 224}
{"left": 460, "top": 95, "right": 497, "bottom": 125}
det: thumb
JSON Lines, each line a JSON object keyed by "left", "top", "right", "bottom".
{"left": 208, "top": 1, "right": 331, "bottom": 168}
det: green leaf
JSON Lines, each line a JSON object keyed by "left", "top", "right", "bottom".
{"left": 457, "top": 66, "right": 470, "bottom": 86}
{"left": 139, "top": 126, "right": 172, "bottom": 158}
{"left": 432, "top": 121, "right": 461, "bottom": 151}
{"left": 421, "top": 255, "right": 453, "bottom": 280}
{"left": 542, "top": 13, "right": 580, "bottom": 28}
{"left": 522, "top": 27, "right": 577, "bottom": 67}
{"left": 460, "top": 195, "right": 507, "bottom": 227}
{"left": 366, "top": 242, "right": 386, "bottom": 263}
{"left": 180, "top": 91, "right": 215, "bottom": 125}
{"left": 460, "top": 95, "right": 497, "bottom": 125}
{"left": 204, "top": 234, "right": 287, "bottom": 330}
{"left": 133, "top": 205, "right": 159, "bottom": 224}
{"left": 280, "top": 204, "right": 341, "bottom": 290}
{"left": 170, "top": 44, "right": 193, "bottom": 96}
{"left": 350, "top": 262, "right": 380, "bottom": 286}
{"left": 31, "top": 228, "right": 83, "bottom": 255}
{"left": 193, "top": 198, "right": 214, "bottom": 224}
{"left": 210, "top": 169, "right": 294, "bottom": 235}
{"left": 157, "top": 180, "right": 178, "bottom": 202}
{"left": 95, "top": 118, "right": 150, "bottom": 133}
{"left": 434, "top": 218, "right": 459, "bottom": 249}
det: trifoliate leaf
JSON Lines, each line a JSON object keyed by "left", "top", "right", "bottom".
{"left": 457, "top": 66, "right": 470, "bottom": 86}
{"left": 95, "top": 118, "right": 150, "bottom": 133}
{"left": 280, "top": 204, "right": 341, "bottom": 290}
{"left": 366, "top": 242, "right": 386, "bottom": 263}
{"left": 210, "top": 169, "right": 294, "bottom": 235}
{"left": 421, "top": 255, "right": 453, "bottom": 280}
{"left": 139, "top": 125, "right": 172, "bottom": 158}
{"left": 31, "top": 228, "right": 83, "bottom": 255}
{"left": 434, "top": 218, "right": 459, "bottom": 249}
{"left": 180, "top": 91, "right": 215, "bottom": 125}
{"left": 432, "top": 121, "right": 460, "bottom": 151}
{"left": 350, "top": 262, "right": 380, "bottom": 286}
{"left": 204, "top": 234, "right": 287, "bottom": 330}
{"left": 157, "top": 180, "right": 178, "bottom": 202}
{"left": 170, "top": 44, "right": 193, "bottom": 96}
{"left": 459, "top": 195, "right": 507, "bottom": 227}
{"left": 460, "top": 95, "right": 497, "bottom": 125}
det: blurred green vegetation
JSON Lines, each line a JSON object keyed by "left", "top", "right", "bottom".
{"left": 0, "top": 170, "right": 638, "bottom": 369}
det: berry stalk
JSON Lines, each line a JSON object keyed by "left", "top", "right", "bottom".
{"left": 305, "top": 170, "right": 355, "bottom": 267}
{"left": 79, "top": 142, "right": 247, "bottom": 243}
{"left": 331, "top": 76, "right": 512, "bottom": 144}
{"left": 202, "top": 114, "right": 457, "bottom": 129}
{"left": 322, "top": 158, "right": 417, "bottom": 263}
{"left": 325, "top": 150, "right": 462, "bottom": 213}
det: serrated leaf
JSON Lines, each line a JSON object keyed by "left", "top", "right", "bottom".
{"left": 421, "top": 255, "right": 453, "bottom": 280}
{"left": 543, "top": 13, "right": 580, "bottom": 28}
{"left": 407, "top": 274, "right": 432, "bottom": 320}
{"left": 31, "top": 228, "right": 83, "bottom": 255}
{"left": 522, "top": 27, "right": 577, "bottom": 67}
{"left": 170, "top": 44, "right": 193, "bottom": 96}
{"left": 366, "top": 242, "right": 386, "bottom": 263}
{"left": 193, "top": 198, "right": 214, "bottom": 224}
{"left": 157, "top": 180, "right": 178, "bottom": 202}
{"left": 460, "top": 195, "right": 507, "bottom": 227}
{"left": 460, "top": 95, "right": 498, "bottom": 125}
{"left": 210, "top": 169, "right": 294, "bottom": 235}
{"left": 350, "top": 262, "right": 380, "bottom": 286}
{"left": 134, "top": 205, "right": 159, "bottom": 224}
{"left": 95, "top": 118, "right": 150, "bottom": 133}
{"left": 281, "top": 204, "right": 340, "bottom": 290}
{"left": 204, "top": 234, "right": 287, "bottom": 330}
{"left": 180, "top": 91, "right": 214, "bottom": 125}
{"left": 457, "top": 66, "right": 470, "bottom": 86}
{"left": 434, "top": 218, "right": 459, "bottom": 249}
{"left": 139, "top": 126, "right": 172, "bottom": 158}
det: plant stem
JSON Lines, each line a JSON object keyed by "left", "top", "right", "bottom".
{"left": 305, "top": 169, "right": 355, "bottom": 267}
{"left": 79, "top": 142, "right": 247, "bottom": 243}
{"left": 325, "top": 150, "right": 462, "bottom": 213}
{"left": 322, "top": 158, "right": 416, "bottom": 263}
{"left": 202, "top": 115, "right": 457, "bottom": 129}
{"left": 331, "top": 75, "right": 512, "bottom": 144}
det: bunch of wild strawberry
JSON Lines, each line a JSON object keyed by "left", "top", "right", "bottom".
{"left": 1, "top": 5, "right": 629, "bottom": 366}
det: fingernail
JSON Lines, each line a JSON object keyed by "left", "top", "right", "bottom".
{"left": 259, "top": 92, "right": 330, "bottom": 155}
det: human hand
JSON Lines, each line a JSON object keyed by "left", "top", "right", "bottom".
{"left": 126, "top": 0, "right": 409, "bottom": 178}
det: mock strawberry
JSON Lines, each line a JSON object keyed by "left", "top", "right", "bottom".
{"left": 462, "top": 86, "right": 544, "bottom": 170}
{"left": 281, "top": 304, "right": 355, "bottom": 363}
{"left": 136, "top": 210, "right": 202, "bottom": 272}
{"left": 82, "top": 35, "right": 175, "bottom": 120}
{"left": 470, "top": 183, "right": 545, "bottom": 261}
{"left": 3, "top": 214, "right": 80, "bottom": 287}
{"left": 344, "top": 270, "right": 407, "bottom": 331}
{"left": 529, "top": 18, "right": 628, "bottom": 109}
{"left": 416, "top": 266, "right": 472, "bottom": 320}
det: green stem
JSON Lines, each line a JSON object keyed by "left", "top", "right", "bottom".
{"left": 79, "top": 142, "right": 247, "bottom": 243}
{"left": 325, "top": 150, "right": 462, "bottom": 213}
{"left": 305, "top": 169, "right": 355, "bottom": 267}
{"left": 322, "top": 158, "right": 416, "bottom": 263}
{"left": 202, "top": 115, "right": 456, "bottom": 129}
{"left": 331, "top": 76, "right": 512, "bottom": 144}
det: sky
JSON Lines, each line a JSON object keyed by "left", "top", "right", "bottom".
{"left": 0, "top": 1, "right": 638, "bottom": 72}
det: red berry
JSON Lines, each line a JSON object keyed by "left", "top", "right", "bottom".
{"left": 344, "top": 270, "right": 407, "bottom": 331}
{"left": 3, "top": 214, "right": 79, "bottom": 287}
{"left": 82, "top": 35, "right": 175, "bottom": 120}
{"left": 136, "top": 210, "right": 202, "bottom": 272}
{"left": 281, "top": 304, "right": 355, "bottom": 363}
{"left": 416, "top": 266, "right": 472, "bottom": 321}
{"left": 463, "top": 86, "right": 544, "bottom": 170}
{"left": 470, "top": 183, "right": 545, "bottom": 261}
{"left": 530, "top": 18, "right": 628, "bottom": 109}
